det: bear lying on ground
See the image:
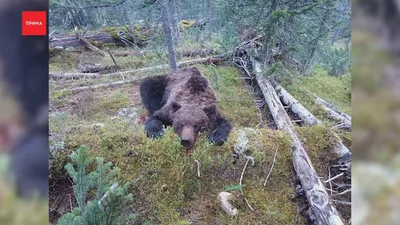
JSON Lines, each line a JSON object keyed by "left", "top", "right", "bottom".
{"left": 139, "top": 67, "right": 232, "bottom": 148}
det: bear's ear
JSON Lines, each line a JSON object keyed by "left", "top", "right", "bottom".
{"left": 171, "top": 101, "right": 181, "bottom": 113}
{"left": 203, "top": 104, "right": 216, "bottom": 116}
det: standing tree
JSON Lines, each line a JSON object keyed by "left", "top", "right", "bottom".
{"left": 205, "top": 0, "right": 212, "bottom": 41}
{"left": 161, "top": 0, "right": 178, "bottom": 70}
{"left": 168, "top": 0, "right": 180, "bottom": 42}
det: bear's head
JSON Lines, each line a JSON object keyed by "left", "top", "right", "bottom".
{"left": 169, "top": 102, "right": 216, "bottom": 148}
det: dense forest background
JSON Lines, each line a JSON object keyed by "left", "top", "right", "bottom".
{"left": 49, "top": 0, "right": 351, "bottom": 76}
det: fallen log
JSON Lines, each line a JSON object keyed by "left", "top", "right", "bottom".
{"left": 49, "top": 55, "right": 224, "bottom": 80}
{"left": 50, "top": 32, "right": 116, "bottom": 48}
{"left": 78, "top": 64, "right": 117, "bottom": 73}
{"left": 112, "top": 50, "right": 138, "bottom": 57}
{"left": 109, "top": 48, "right": 218, "bottom": 58}
{"left": 270, "top": 79, "right": 351, "bottom": 157}
{"left": 57, "top": 77, "right": 142, "bottom": 93}
{"left": 49, "top": 72, "right": 99, "bottom": 80}
{"left": 176, "top": 49, "right": 218, "bottom": 58}
{"left": 314, "top": 95, "right": 351, "bottom": 130}
{"left": 252, "top": 58, "right": 344, "bottom": 225}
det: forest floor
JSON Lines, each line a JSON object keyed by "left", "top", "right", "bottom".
{"left": 48, "top": 43, "right": 351, "bottom": 224}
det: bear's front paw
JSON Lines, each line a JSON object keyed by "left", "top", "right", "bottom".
{"left": 144, "top": 117, "right": 164, "bottom": 138}
{"left": 207, "top": 128, "right": 228, "bottom": 146}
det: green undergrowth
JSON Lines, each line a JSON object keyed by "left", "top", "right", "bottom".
{"left": 50, "top": 51, "right": 81, "bottom": 72}
{"left": 102, "top": 25, "right": 154, "bottom": 48}
{"left": 296, "top": 126, "right": 339, "bottom": 175}
{"left": 196, "top": 65, "right": 261, "bottom": 127}
{"left": 50, "top": 86, "right": 133, "bottom": 119}
{"left": 284, "top": 67, "right": 351, "bottom": 120}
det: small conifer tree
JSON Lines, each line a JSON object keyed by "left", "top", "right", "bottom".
{"left": 57, "top": 146, "right": 134, "bottom": 225}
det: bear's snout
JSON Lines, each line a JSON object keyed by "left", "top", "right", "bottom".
{"left": 180, "top": 138, "right": 191, "bottom": 147}
{"left": 181, "top": 126, "right": 195, "bottom": 148}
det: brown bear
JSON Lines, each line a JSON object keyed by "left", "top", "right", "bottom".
{"left": 139, "top": 67, "right": 232, "bottom": 148}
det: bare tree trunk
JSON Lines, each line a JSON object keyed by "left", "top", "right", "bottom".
{"left": 162, "top": 0, "right": 178, "bottom": 70}
{"left": 168, "top": 0, "right": 180, "bottom": 42}
{"left": 205, "top": 0, "right": 212, "bottom": 41}
{"left": 303, "top": 7, "right": 333, "bottom": 75}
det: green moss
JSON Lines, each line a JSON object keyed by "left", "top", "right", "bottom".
{"left": 102, "top": 25, "right": 154, "bottom": 47}
{"left": 56, "top": 117, "right": 303, "bottom": 224}
{"left": 88, "top": 40, "right": 102, "bottom": 48}
{"left": 296, "top": 126, "right": 337, "bottom": 175}
{"left": 196, "top": 65, "right": 261, "bottom": 127}
{"left": 49, "top": 47, "right": 64, "bottom": 57}
{"left": 49, "top": 51, "right": 80, "bottom": 72}
{"left": 50, "top": 91, "right": 72, "bottom": 109}
{"left": 285, "top": 67, "right": 351, "bottom": 118}
{"left": 179, "top": 20, "right": 195, "bottom": 31}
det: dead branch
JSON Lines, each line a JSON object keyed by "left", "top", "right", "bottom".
{"left": 107, "top": 48, "right": 118, "bottom": 67}
{"left": 240, "top": 157, "right": 255, "bottom": 211}
{"left": 314, "top": 95, "right": 351, "bottom": 130}
{"left": 263, "top": 147, "right": 278, "bottom": 186}
{"left": 332, "top": 189, "right": 351, "bottom": 197}
{"left": 78, "top": 64, "right": 117, "bottom": 73}
{"left": 331, "top": 200, "right": 351, "bottom": 206}
{"left": 324, "top": 172, "right": 344, "bottom": 183}
{"left": 252, "top": 58, "right": 344, "bottom": 225}
{"left": 76, "top": 32, "right": 106, "bottom": 56}
{"left": 195, "top": 159, "right": 201, "bottom": 177}
{"left": 57, "top": 77, "right": 143, "bottom": 94}
{"left": 49, "top": 72, "right": 99, "bottom": 80}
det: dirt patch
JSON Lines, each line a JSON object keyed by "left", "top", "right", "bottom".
{"left": 49, "top": 177, "right": 77, "bottom": 225}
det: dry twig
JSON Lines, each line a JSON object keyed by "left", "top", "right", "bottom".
{"left": 324, "top": 172, "right": 344, "bottom": 183}
{"left": 263, "top": 148, "right": 278, "bottom": 186}
{"left": 195, "top": 159, "right": 201, "bottom": 177}
{"left": 240, "top": 158, "right": 255, "bottom": 211}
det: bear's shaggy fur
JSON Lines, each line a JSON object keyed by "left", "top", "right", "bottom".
{"left": 139, "top": 67, "right": 232, "bottom": 148}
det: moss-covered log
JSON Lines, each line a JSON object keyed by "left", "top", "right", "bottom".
{"left": 49, "top": 25, "right": 154, "bottom": 48}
